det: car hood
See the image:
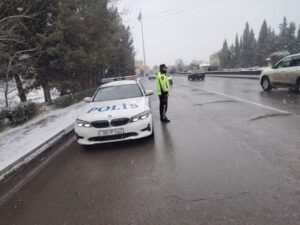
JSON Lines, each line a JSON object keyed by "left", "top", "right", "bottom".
{"left": 261, "top": 67, "right": 273, "bottom": 74}
{"left": 77, "top": 97, "right": 150, "bottom": 122}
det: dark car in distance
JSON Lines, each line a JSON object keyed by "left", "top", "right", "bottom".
{"left": 188, "top": 72, "right": 205, "bottom": 81}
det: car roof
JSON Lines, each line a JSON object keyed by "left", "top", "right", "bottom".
{"left": 284, "top": 53, "right": 300, "bottom": 59}
{"left": 290, "top": 53, "right": 300, "bottom": 57}
{"left": 100, "top": 80, "right": 138, "bottom": 88}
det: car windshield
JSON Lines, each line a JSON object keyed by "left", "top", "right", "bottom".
{"left": 93, "top": 84, "right": 143, "bottom": 102}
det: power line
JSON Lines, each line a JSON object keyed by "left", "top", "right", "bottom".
{"left": 144, "top": 0, "right": 229, "bottom": 22}
{"left": 130, "top": 0, "right": 151, "bottom": 6}
{"left": 128, "top": 0, "right": 233, "bottom": 25}
{"left": 124, "top": 0, "right": 216, "bottom": 24}
{"left": 142, "top": 0, "right": 215, "bottom": 19}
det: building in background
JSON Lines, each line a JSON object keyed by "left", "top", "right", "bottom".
{"left": 135, "top": 60, "right": 150, "bottom": 76}
{"left": 199, "top": 63, "right": 211, "bottom": 72}
{"left": 210, "top": 52, "right": 221, "bottom": 67}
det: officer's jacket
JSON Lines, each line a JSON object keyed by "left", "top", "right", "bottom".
{"left": 156, "top": 72, "right": 170, "bottom": 96}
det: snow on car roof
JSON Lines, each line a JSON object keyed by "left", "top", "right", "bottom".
{"left": 101, "top": 80, "right": 138, "bottom": 88}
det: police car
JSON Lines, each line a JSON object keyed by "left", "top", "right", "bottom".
{"left": 75, "top": 80, "right": 154, "bottom": 147}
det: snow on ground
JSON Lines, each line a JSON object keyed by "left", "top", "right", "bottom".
{"left": 0, "top": 86, "right": 60, "bottom": 108}
{"left": 0, "top": 102, "right": 86, "bottom": 172}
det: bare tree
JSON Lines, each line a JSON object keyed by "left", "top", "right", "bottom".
{"left": 0, "top": 3, "right": 37, "bottom": 107}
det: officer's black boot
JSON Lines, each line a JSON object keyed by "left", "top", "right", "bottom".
{"left": 161, "top": 117, "right": 170, "bottom": 123}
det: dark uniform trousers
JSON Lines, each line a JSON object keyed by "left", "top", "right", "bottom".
{"left": 159, "top": 94, "right": 168, "bottom": 120}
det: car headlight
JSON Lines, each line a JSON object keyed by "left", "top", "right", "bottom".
{"left": 130, "top": 111, "right": 151, "bottom": 123}
{"left": 76, "top": 119, "right": 91, "bottom": 128}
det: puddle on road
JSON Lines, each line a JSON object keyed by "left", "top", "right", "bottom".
{"left": 203, "top": 100, "right": 238, "bottom": 105}
{"left": 193, "top": 100, "right": 238, "bottom": 106}
{"left": 196, "top": 93, "right": 215, "bottom": 96}
{"left": 242, "top": 90, "right": 251, "bottom": 93}
{"left": 250, "top": 113, "right": 291, "bottom": 121}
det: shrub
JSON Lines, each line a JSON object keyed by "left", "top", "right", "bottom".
{"left": 53, "top": 94, "right": 74, "bottom": 108}
{"left": 11, "top": 102, "right": 38, "bottom": 125}
{"left": 54, "top": 88, "right": 97, "bottom": 108}
{"left": 0, "top": 102, "right": 38, "bottom": 129}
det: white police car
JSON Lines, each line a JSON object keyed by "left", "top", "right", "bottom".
{"left": 75, "top": 80, "right": 154, "bottom": 147}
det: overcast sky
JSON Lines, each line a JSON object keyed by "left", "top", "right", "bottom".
{"left": 117, "top": 0, "right": 300, "bottom": 67}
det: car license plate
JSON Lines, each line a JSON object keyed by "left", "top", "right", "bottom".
{"left": 98, "top": 128, "right": 124, "bottom": 137}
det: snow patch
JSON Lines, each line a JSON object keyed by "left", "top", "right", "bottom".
{"left": 0, "top": 102, "right": 86, "bottom": 173}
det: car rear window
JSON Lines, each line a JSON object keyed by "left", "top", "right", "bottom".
{"left": 93, "top": 84, "right": 143, "bottom": 102}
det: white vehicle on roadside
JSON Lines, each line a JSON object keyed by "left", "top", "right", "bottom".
{"left": 75, "top": 80, "right": 154, "bottom": 148}
{"left": 167, "top": 74, "right": 173, "bottom": 85}
{"left": 260, "top": 53, "right": 300, "bottom": 91}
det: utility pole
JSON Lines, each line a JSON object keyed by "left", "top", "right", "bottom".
{"left": 138, "top": 11, "right": 147, "bottom": 67}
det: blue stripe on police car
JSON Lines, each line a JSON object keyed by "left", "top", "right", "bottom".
{"left": 87, "top": 103, "right": 139, "bottom": 113}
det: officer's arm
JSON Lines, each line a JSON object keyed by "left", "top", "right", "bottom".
{"left": 162, "top": 76, "right": 169, "bottom": 94}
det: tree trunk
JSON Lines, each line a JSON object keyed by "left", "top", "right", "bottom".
{"left": 4, "top": 88, "right": 9, "bottom": 108}
{"left": 14, "top": 74, "right": 27, "bottom": 103}
{"left": 4, "top": 56, "right": 14, "bottom": 108}
{"left": 42, "top": 84, "right": 52, "bottom": 103}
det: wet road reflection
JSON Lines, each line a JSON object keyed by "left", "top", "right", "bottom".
{"left": 0, "top": 76, "right": 300, "bottom": 225}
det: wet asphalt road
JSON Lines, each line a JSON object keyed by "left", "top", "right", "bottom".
{"left": 1, "top": 76, "right": 300, "bottom": 225}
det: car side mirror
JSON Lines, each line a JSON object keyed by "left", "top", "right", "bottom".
{"left": 84, "top": 97, "right": 92, "bottom": 102}
{"left": 145, "top": 90, "right": 154, "bottom": 96}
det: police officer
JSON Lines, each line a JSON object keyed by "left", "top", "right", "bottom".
{"left": 156, "top": 64, "right": 170, "bottom": 123}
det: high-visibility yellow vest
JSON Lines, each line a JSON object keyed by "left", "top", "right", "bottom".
{"left": 156, "top": 72, "right": 170, "bottom": 95}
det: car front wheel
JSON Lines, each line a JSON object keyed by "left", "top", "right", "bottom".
{"left": 80, "top": 144, "right": 93, "bottom": 150}
{"left": 261, "top": 77, "right": 272, "bottom": 91}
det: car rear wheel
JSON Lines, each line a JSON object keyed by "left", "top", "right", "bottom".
{"left": 261, "top": 77, "right": 272, "bottom": 91}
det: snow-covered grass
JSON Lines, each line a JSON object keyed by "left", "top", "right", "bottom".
{"left": 0, "top": 101, "right": 86, "bottom": 173}
{"left": 0, "top": 86, "right": 60, "bottom": 108}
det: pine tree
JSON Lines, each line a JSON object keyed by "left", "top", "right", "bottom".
{"left": 278, "top": 17, "right": 289, "bottom": 51}
{"left": 257, "top": 20, "right": 270, "bottom": 66}
{"left": 229, "top": 44, "right": 235, "bottom": 68}
{"left": 268, "top": 27, "right": 278, "bottom": 53}
{"left": 287, "top": 22, "right": 297, "bottom": 53}
{"left": 296, "top": 26, "right": 300, "bottom": 53}
{"left": 220, "top": 39, "right": 231, "bottom": 68}
{"left": 240, "top": 23, "right": 256, "bottom": 67}
{"left": 233, "top": 34, "right": 240, "bottom": 67}
{"left": 249, "top": 29, "right": 257, "bottom": 66}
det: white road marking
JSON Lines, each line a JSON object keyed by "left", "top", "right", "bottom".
{"left": 198, "top": 87, "right": 300, "bottom": 117}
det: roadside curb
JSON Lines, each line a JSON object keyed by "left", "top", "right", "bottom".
{"left": 0, "top": 124, "right": 74, "bottom": 182}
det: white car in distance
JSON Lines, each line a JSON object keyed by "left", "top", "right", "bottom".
{"left": 75, "top": 80, "right": 154, "bottom": 148}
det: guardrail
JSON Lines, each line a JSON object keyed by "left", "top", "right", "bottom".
{"left": 175, "top": 70, "right": 262, "bottom": 76}
{"left": 206, "top": 70, "right": 262, "bottom": 75}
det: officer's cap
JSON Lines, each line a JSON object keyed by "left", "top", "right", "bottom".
{"left": 159, "top": 64, "right": 168, "bottom": 70}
